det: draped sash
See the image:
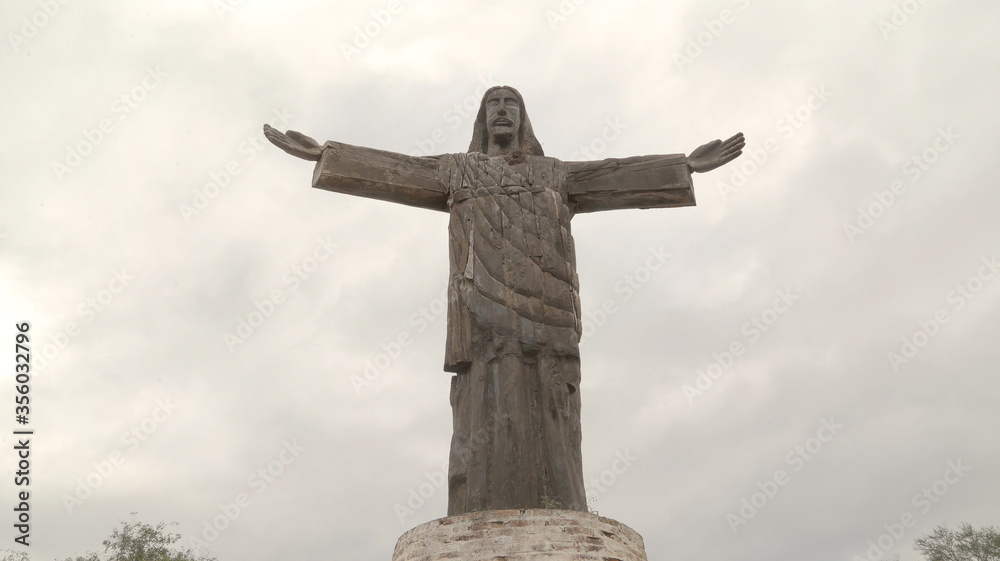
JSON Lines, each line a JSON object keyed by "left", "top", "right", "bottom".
{"left": 440, "top": 153, "right": 582, "bottom": 371}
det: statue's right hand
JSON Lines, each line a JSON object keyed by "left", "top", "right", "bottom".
{"left": 263, "top": 124, "right": 322, "bottom": 161}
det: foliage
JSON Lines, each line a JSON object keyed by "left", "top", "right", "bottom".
{"left": 61, "top": 516, "right": 215, "bottom": 561}
{"left": 915, "top": 523, "right": 1000, "bottom": 561}
{"left": 539, "top": 496, "right": 564, "bottom": 509}
{"left": 0, "top": 549, "right": 30, "bottom": 561}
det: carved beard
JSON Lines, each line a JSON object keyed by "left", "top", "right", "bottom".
{"left": 490, "top": 127, "right": 525, "bottom": 164}
{"left": 489, "top": 126, "right": 521, "bottom": 162}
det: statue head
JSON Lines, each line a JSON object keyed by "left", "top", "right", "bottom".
{"left": 468, "top": 86, "right": 544, "bottom": 158}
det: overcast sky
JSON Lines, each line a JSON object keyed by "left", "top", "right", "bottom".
{"left": 1, "top": 1, "right": 997, "bottom": 560}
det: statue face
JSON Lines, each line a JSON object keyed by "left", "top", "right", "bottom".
{"left": 485, "top": 88, "right": 521, "bottom": 146}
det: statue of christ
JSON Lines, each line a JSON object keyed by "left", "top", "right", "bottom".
{"left": 265, "top": 85, "right": 744, "bottom": 515}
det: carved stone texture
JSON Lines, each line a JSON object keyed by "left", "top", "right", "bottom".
{"left": 265, "top": 85, "right": 744, "bottom": 516}
{"left": 392, "top": 509, "right": 649, "bottom": 561}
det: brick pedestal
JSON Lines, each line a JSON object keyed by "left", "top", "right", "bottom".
{"left": 392, "top": 509, "right": 648, "bottom": 561}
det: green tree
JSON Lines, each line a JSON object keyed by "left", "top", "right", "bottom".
{"left": 62, "top": 516, "right": 215, "bottom": 561}
{"left": 0, "top": 549, "right": 30, "bottom": 561}
{"left": 915, "top": 523, "right": 1000, "bottom": 561}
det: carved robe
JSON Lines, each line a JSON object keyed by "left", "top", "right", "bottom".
{"left": 440, "top": 153, "right": 586, "bottom": 513}
{"left": 311, "top": 140, "right": 693, "bottom": 514}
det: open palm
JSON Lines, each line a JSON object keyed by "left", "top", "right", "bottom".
{"left": 263, "top": 124, "right": 322, "bottom": 161}
{"left": 688, "top": 132, "right": 745, "bottom": 173}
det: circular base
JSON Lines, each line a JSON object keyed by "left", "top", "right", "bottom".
{"left": 393, "top": 509, "right": 648, "bottom": 561}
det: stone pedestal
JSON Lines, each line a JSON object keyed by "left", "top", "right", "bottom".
{"left": 392, "top": 509, "right": 648, "bottom": 561}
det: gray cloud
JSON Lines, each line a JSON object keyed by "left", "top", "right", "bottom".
{"left": 1, "top": 1, "right": 997, "bottom": 560}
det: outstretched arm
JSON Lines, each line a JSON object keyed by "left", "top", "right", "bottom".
{"left": 263, "top": 124, "right": 323, "bottom": 161}
{"left": 264, "top": 124, "right": 448, "bottom": 212}
{"left": 687, "top": 132, "right": 745, "bottom": 173}
{"left": 564, "top": 153, "right": 694, "bottom": 213}
{"left": 564, "top": 132, "right": 746, "bottom": 213}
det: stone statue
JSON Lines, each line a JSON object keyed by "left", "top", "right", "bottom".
{"left": 264, "top": 85, "right": 744, "bottom": 515}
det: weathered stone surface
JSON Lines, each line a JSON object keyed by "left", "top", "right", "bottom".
{"left": 264, "top": 85, "right": 745, "bottom": 516}
{"left": 392, "top": 510, "right": 648, "bottom": 561}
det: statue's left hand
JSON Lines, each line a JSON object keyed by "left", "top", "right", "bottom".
{"left": 263, "top": 124, "right": 322, "bottom": 161}
{"left": 687, "top": 132, "right": 745, "bottom": 173}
